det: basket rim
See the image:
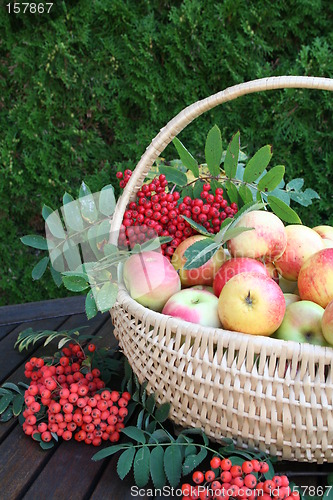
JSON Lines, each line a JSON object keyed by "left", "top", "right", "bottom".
{"left": 114, "top": 283, "right": 333, "bottom": 362}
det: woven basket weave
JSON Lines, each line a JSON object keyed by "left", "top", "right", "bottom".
{"left": 109, "top": 76, "right": 333, "bottom": 463}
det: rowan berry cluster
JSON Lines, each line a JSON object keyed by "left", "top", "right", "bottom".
{"left": 21, "top": 343, "right": 131, "bottom": 446}
{"left": 181, "top": 458, "right": 299, "bottom": 500}
{"left": 116, "top": 171, "right": 238, "bottom": 259}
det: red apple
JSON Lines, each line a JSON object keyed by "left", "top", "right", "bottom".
{"left": 213, "top": 257, "right": 269, "bottom": 298}
{"left": 123, "top": 251, "right": 181, "bottom": 311}
{"left": 162, "top": 288, "right": 222, "bottom": 328}
{"left": 227, "top": 210, "right": 287, "bottom": 262}
{"left": 298, "top": 248, "right": 333, "bottom": 308}
{"left": 217, "top": 271, "right": 286, "bottom": 336}
{"left": 171, "top": 235, "right": 226, "bottom": 287}
{"left": 322, "top": 299, "right": 333, "bottom": 346}
{"left": 313, "top": 225, "right": 333, "bottom": 248}
{"left": 275, "top": 225, "right": 325, "bottom": 281}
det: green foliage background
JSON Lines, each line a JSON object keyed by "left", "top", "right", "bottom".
{"left": 0, "top": 0, "right": 332, "bottom": 305}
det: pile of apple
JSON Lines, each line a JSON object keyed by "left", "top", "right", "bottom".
{"left": 123, "top": 209, "right": 333, "bottom": 347}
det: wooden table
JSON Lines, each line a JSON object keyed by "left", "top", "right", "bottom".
{"left": 0, "top": 297, "right": 331, "bottom": 500}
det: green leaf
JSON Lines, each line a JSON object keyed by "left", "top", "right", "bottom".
{"left": 290, "top": 188, "right": 320, "bottom": 207}
{"left": 173, "top": 137, "right": 199, "bottom": 178}
{"left": 286, "top": 178, "right": 304, "bottom": 191}
{"left": 99, "top": 185, "right": 116, "bottom": 216}
{"left": 1, "top": 408, "right": 13, "bottom": 422}
{"left": 150, "top": 445, "right": 167, "bottom": 489}
{"left": 12, "top": 394, "right": 24, "bottom": 416}
{"left": 79, "top": 181, "right": 98, "bottom": 223}
{"left": 63, "top": 194, "right": 84, "bottom": 232}
{"left": 63, "top": 239, "right": 82, "bottom": 271}
{"left": 224, "top": 180, "right": 239, "bottom": 204}
{"left": 149, "top": 429, "right": 172, "bottom": 444}
{"left": 210, "top": 179, "right": 224, "bottom": 195}
{"left": 205, "top": 125, "right": 222, "bottom": 176}
{"left": 62, "top": 274, "right": 89, "bottom": 292}
{"left": 50, "top": 266, "right": 63, "bottom": 287}
{"left": 155, "top": 402, "right": 170, "bottom": 423}
{"left": 238, "top": 184, "right": 254, "bottom": 204}
{"left": 1, "top": 382, "right": 21, "bottom": 393}
{"left": 267, "top": 195, "right": 302, "bottom": 223}
{"left": 193, "top": 180, "right": 203, "bottom": 200}
{"left": 32, "top": 257, "right": 49, "bottom": 280}
{"left": 328, "top": 474, "right": 333, "bottom": 486}
{"left": 145, "top": 393, "right": 156, "bottom": 414}
{"left": 0, "top": 393, "right": 14, "bottom": 413}
{"left": 164, "top": 445, "right": 182, "bottom": 488}
{"left": 117, "top": 446, "right": 135, "bottom": 480}
{"left": 85, "top": 290, "right": 98, "bottom": 319}
{"left": 92, "top": 444, "right": 132, "bottom": 461}
{"left": 95, "top": 282, "right": 118, "bottom": 312}
{"left": 121, "top": 426, "right": 146, "bottom": 444}
{"left": 39, "top": 440, "right": 55, "bottom": 450}
{"left": 183, "top": 238, "right": 220, "bottom": 270}
{"left": 43, "top": 208, "right": 66, "bottom": 239}
{"left": 158, "top": 165, "right": 187, "bottom": 187}
{"left": 181, "top": 215, "right": 211, "bottom": 236}
{"left": 103, "top": 243, "right": 118, "bottom": 256}
{"left": 224, "top": 131, "right": 240, "bottom": 179}
{"left": 20, "top": 235, "right": 49, "bottom": 250}
{"left": 222, "top": 226, "right": 254, "bottom": 243}
{"left": 258, "top": 165, "right": 285, "bottom": 192}
{"left": 228, "top": 455, "right": 247, "bottom": 466}
{"left": 185, "top": 444, "right": 197, "bottom": 457}
{"left": 182, "top": 448, "right": 207, "bottom": 475}
{"left": 243, "top": 145, "right": 273, "bottom": 183}
{"left": 133, "top": 447, "right": 150, "bottom": 487}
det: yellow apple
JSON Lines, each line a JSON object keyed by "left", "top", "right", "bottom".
{"left": 217, "top": 271, "right": 286, "bottom": 336}
{"left": 283, "top": 293, "right": 301, "bottom": 307}
{"left": 313, "top": 225, "right": 333, "bottom": 248}
{"left": 322, "top": 299, "right": 333, "bottom": 346}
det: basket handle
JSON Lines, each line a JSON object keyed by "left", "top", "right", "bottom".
{"left": 110, "top": 75, "right": 333, "bottom": 243}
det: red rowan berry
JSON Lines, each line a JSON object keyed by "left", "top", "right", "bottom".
{"left": 244, "top": 474, "right": 257, "bottom": 489}
{"left": 242, "top": 461, "right": 254, "bottom": 474}
{"left": 193, "top": 471, "right": 205, "bottom": 484}
{"left": 230, "top": 465, "right": 242, "bottom": 477}
{"left": 27, "top": 385, "right": 39, "bottom": 396}
{"left": 91, "top": 368, "right": 100, "bottom": 378}
{"left": 69, "top": 392, "right": 79, "bottom": 404}
{"left": 110, "top": 431, "right": 120, "bottom": 442}
{"left": 280, "top": 476, "right": 290, "bottom": 487}
{"left": 30, "top": 402, "right": 41, "bottom": 413}
{"left": 260, "top": 462, "right": 270, "bottom": 473}
{"left": 118, "top": 407, "right": 128, "bottom": 418}
{"left": 205, "top": 470, "right": 215, "bottom": 482}
{"left": 88, "top": 344, "right": 96, "bottom": 352}
{"left": 251, "top": 459, "right": 261, "bottom": 472}
{"left": 220, "top": 471, "right": 232, "bottom": 483}
{"left": 263, "top": 480, "right": 275, "bottom": 494}
{"left": 62, "top": 430, "right": 72, "bottom": 441}
{"left": 210, "top": 456, "right": 221, "bottom": 469}
{"left": 118, "top": 397, "right": 128, "bottom": 408}
{"left": 221, "top": 459, "right": 232, "bottom": 471}
{"left": 41, "top": 431, "right": 52, "bottom": 442}
{"left": 38, "top": 422, "right": 48, "bottom": 433}
{"left": 59, "top": 356, "right": 69, "bottom": 367}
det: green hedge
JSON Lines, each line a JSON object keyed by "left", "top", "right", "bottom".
{"left": 1, "top": 0, "right": 332, "bottom": 305}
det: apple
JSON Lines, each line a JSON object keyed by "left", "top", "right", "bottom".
{"left": 217, "top": 271, "right": 285, "bottom": 336}
{"left": 123, "top": 250, "right": 181, "bottom": 312}
{"left": 322, "top": 299, "right": 333, "bottom": 346}
{"left": 171, "top": 235, "right": 226, "bottom": 287}
{"left": 227, "top": 210, "right": 287, "bottom": 261}
{"left": 274, "top": 300, "right": 326, "bottom": 346}
{"left": 275, "top": 225, "right": 324, "bottom": 281}
{"left": 213, "top": 257, "right": 269, "bottom": 298}
{"left": 298, "top": 248, "right": 333, "bottom": 308}
{"left": 191, "top": 284, "right": 214, "bottom": 294}
{"left": 264, "top": 261, "right": 279, "bottom": 283}
{"left": 313, "top": 225, "right": 333, "bottom": 248}
{"left": 283, "top": 293, "right": 301, "bottom": 307}
{"left": 278, "top": 275, "right": 298, "bottom": 294}
{"left": 162, "top": 288, "right": 222, "bottom": 328}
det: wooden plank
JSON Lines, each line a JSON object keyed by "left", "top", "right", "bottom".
{"left": 0, "top": 296, "right": 86, "bottom": 326}
{"left": 0, "top": 425, "right": 56, "bottom": 500}
{"left": 22, "top": 440, "right": 107, "bottom": 500}
{"left": 0, "top": 323, "right": 17, "bottom": 340}
{"left": 0, "top": 317, "right": 68, "bottom": 384}
{"left": 90, "top": 455, "right": 152, "bottom": 500}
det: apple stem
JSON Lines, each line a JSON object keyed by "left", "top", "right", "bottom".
{"left": 245, "top": 290, "right": 253, "bottom": 306}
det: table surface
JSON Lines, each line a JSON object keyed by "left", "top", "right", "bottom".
{"left": 0, "top": 297, "right": 331, "bottom": 500}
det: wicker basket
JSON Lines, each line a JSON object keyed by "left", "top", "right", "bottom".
{"left": 109, "top": 76, "right": 333, "bottom": 463}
